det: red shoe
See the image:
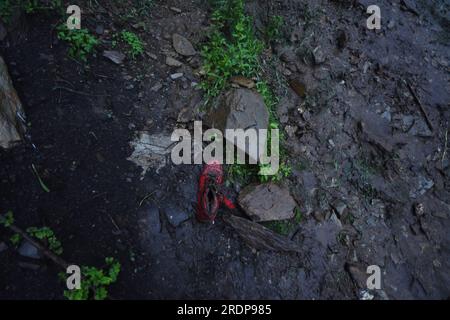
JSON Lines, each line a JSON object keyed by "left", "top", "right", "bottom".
{"left": 196, "top": 161, "right": 235, "bottom": 223}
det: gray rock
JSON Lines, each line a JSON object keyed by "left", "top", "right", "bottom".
{"left": 331, "top": 200, "right": 348, "bottom": 219}
{"left": 172, "top": 34, "right": 196, "bottom": 56}
{"left": 238, "top": 183, "right": 296, "bottom": 222}
{"left": 18, "top": 241, "right": 41, "bottom": 259}
{"left": 408, "top": 118, "right": 433, "bottom": 137}
{"left": 164, "top": 205, "right": 190, "bottom": 227}
{"left": 206, "top": 88, "right": 269, "bottom": 162}
{"left": 313, "top": 46, "right": 326, "bottom": 64}
{"left": 95, "top": 25, "right": 104, "bottom": 35}
{"left": 103, "top": 50, "right": 125, "bottom": 64}
{"left": 0, "top": 242, "right": 7, "bottom": 253}
{"left": 0, "top": 55, "right": 26, "bottom": 149}
{"left": 170, "top": 73, "right": 183, "bottom": 80}
{"left": 166, "top": 56, "right": 183, "bottom": 67}
{"left": 150, "top": 82, "right": 163, "bottom": 92}
{"left": 410, "top": 176, "right": 434, "bottom": 198}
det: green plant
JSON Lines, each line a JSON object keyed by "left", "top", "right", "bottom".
{"left": 10, "top": 233, "right": 21, "bottom": 246}
{"left": 0, "top": 0, "right": 13, "bottom": 23}
{"left": 63, "top": 257, "right": 121, "bottom": 300}
{"left": 200, "top": 0, "right": 263, "bottom": 99}
{"left": 57, "top": 25, "right": 98, "bottom": 61}
{"left": 265, "top": 208, "right": 302, "bottom": 236}
{"left": 27, "top": 226, "right": 63, "bottom": 255}
{"left": 0, "top": 211, "right": 14, "bottom": 227}
{"left": 120, "top": 31, "right": 144, "bottom": 59}
{"left": 265, "top": 15, "right": 283, "bottom": 42}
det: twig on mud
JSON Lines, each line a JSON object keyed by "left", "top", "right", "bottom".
{"left": 407, "top": 81, "right": 434, "bottom": 132}
{"left": 139, "top": 191, "right": 156, "bottom": 207}
{"left": 52, "top": 86, "right": 109, "bottom": 97}
{"left": 31, "top": 164, "right": 50, "bottom": 193}
{"left": 108, "top": 214, "right": 122, "bottom": 234}
{"left": 0, "top": 215, "right": 69, "bottom": 270}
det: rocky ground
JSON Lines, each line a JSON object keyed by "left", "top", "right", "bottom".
{"left": 0, "top": 0, "right": 449, "bottom": 299}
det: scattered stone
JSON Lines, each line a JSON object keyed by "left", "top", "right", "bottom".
{"left": 0, "top": 55, "right": 26, "bottom": 149}
{"left": 172, "top": 34, "right": 196, "bottom": 56}
{"left": 313, "top": 46, "right": 326, "bottom": 64}
{"left": 206, "top": 89, "right": 269, "bottom": 162}
{"left": 166, "top": 56, "right": 183, "bottom": 67}
{"left": 312, "top": 210, "right": 326, "bottom": 222}
{"left": 414, "top": 203, "right": 425, "bottom": 217}
{"left": 223, "top": 215, "right": 301, "bottom": 253}
{"left": 285, "top": 125, "right": 297, "bottom": 138}
{"left": 164, "top": 205, "right": 189, "bottom": 227}
{"left": 329, "top": 212, "right": 343, "bottom": 229}
{"left": 289, "top": 79, "right": 306, "bottom": 98}
{"left": 170, "top": 73, "right": 184, "bottom": 80}
{"left": 127, "top": 132, "right": 176, "bottom": 177}
{"left": 331, "top": 200, "right": 348, "bottom": 220}
{"left": 18, "top": 241, "right": 41, "bottom": 260}
{"left": 279, "top": 47, "right": 297, "bottom": 64}
{"left": 408, "top": 118, "right": 433, "bottom": 137}
{"left": 103, "top": 50, "right": 125, "bottom": 64}
{"left": 387, "top": 20, "right": 395, "bottom": 29}
{"left": 238, "top": 183, "right": 296, "bottom": 222}
{"left": 410, "top": 175, "right": 434, "bottom": 198}
{"left": 95, "top": 25, "right": 104, "bottom": 35}
{"left": 0, "top": 242, "right": 7, "bottom": 253}
{"left": 230, "top": 76, "right": 255, "bottom": 89}
{"left": 146, "top": 52, "right": 158, "bottom": 60}
{"left": 150, "top": 82, "right": 163, "bottom": 92}
{"left": 170, "top": 6, "right": 182, "bottom": 13}
{"left": 345, "top": 263, "right": 368, "bottom": 289}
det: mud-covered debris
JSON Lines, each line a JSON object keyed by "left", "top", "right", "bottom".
{"left": 150, "top": 82, "right": 163, "bottom": 92}
{"left": 410, "top": 175, "right": 434, "bottom": 199}
{"left": 336, "top": 29, "right": 347, "bottom": 50}
{"left": 172, "top": 33, "right": 196, "bottom": 56}
{"left": 95, "top": 25, "right": 104, "bottom": 35}
{"left": 230, "top": 76, "right": 255, "bottom": 89}
{"left": 313, "top": 46, "right": 326, "bottom": 64}
{"left": 0, "top": 55, "right": 26, "bottom": 149}
{"left": 408, "top": 118, "right": 433, "bottom": 137}
{"left": 18, "top": 241, "right": 41, "bottom": 260}
{"left": 289, "top": 79, "right": 306, "bottom": 98}
{"left": 166, "top": 56, "right": 183, "bottom": 67}
{"left": 103, "top": 50, "right": 125, "bottom": 64}
{"left": 414, "top": 203, "right": 425, "bottom": 217}
{"left": 331, "top": 200, "right": 348, "bottom": 220}
{"left": 177, "top": 107, "right": 193, "bottom": 123}
{"left": 223, "top": 214, "right": 301, "bottom": 253}
{"left": 345, "top": 263, "right": 367, "bottom": 289}
{"left": 170, "top": 7, "right": 182, "bottom": 13}
{"left": 206, "top": 88, "right": 269, "bottom": 162}
{"left": 127, "top": 132, "right": 176, "bottom": 177}
{"left": 238, "top": 183, "right": 296, "bottom": 222}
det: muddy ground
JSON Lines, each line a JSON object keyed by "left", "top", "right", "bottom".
{"left": 0, "top": 0, "right": 449, "bottom": 299}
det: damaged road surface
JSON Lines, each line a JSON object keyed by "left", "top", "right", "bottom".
{"left": 0, "top": 0, "right": 449, "bottom": 300}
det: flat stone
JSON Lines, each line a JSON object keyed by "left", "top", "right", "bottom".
{"left": 0, "top": 242, "right": 7, "bottom": 253}
{"left": 172, "top": 34, "right": 196, "bottom": 56}
{"left": 103, "top": 50, "right": 125, "bottom": 64}
{"left": 164, "top": 205, "right": 189, "bottom": 227}
{"left": 18, "top": 241, "right": 42, "bottom": 259}
{"left": 206, "top": 88, "right": 269, "bottom": 162}
{"left": 313, "top": 46, "right": 326, "bottom": 64}
{"left": 166, "top": 56, "right": 183, "bottom": 67}
{"left": 238, "top": 183, "right": 297, "bottom": 222}
{"left": 170, "top": 73, "right": 184, "bottom": 80}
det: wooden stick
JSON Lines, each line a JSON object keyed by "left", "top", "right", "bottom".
{"left": 407, "top": 81, "right": 434, "bottom": 132}
{"left": 0, "top": 215, "right": 70, "bottom": 270}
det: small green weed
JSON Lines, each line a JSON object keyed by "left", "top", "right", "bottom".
{"left": 57, "top": 25, "right": 98, "bottom": 62}
{"left": 26, "top": 226, "right": 63, "bottom": 255}
{"left": 10, "top": 233, "right": 21, "bottom": 247}
{"left": 0, "top": 211, "right": 14, "bottom": 227}
{"left": 63, "top": 257, "right": 121, "bottom": 300}
{"left": 265, "top": 15, "right": 283, "bottom": 42}
{"left": 120, "top": 31, "right": 144, "bottom": 59}
{"left": 265, "top": 208, "right": 303, "bottom": 236}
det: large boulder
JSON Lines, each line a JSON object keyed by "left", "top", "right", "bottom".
{"left": 238, "top": 183, "right": 297, "bottom": 222}
{"left": 206, "top": 88, "right": 269, "bottom": 162}
{"left": 0, "top": 55, "right": 25, "bottom": 149}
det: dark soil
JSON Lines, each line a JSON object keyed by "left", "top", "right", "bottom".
{"left": 1, "top": 0, "right": 449, "bottom": 299}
